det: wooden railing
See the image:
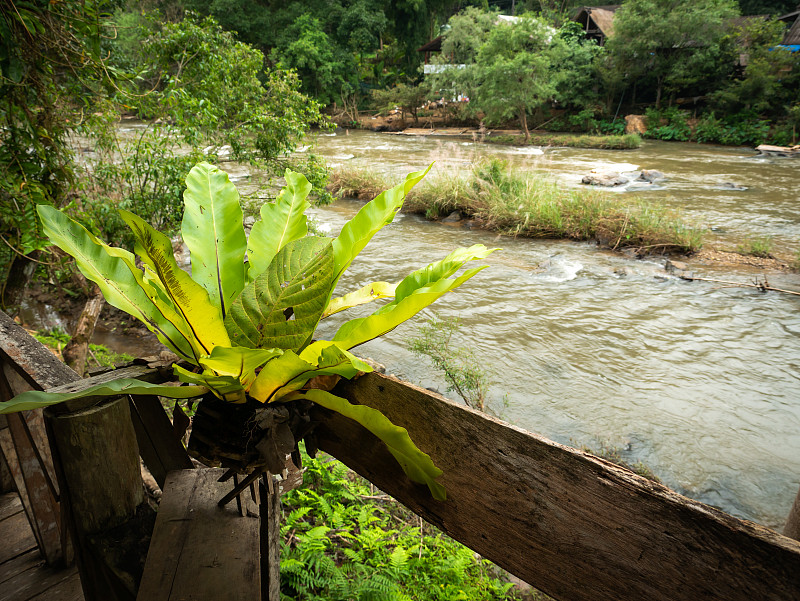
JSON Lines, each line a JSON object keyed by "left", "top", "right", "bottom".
{"left": 2, "top": 309, "right": 800, "bottom": 601}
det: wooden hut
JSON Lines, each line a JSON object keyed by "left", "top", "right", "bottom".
{"left": 571, "top": 5, "right": 620, "bottom": 46}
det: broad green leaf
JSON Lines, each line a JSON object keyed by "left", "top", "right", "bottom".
{"left": 198, "top": 346, "right": 282, "bottom": 390}
{"left": 249, "top": 341, "right": 372, "bottom": 403}
{"left": 0, "top": 379, "right": 207, "bottom": 414}
{"left": 322, "top": 281, "right": 397, "bottom": 318}
{"left": 333, "top": 268, "right": 487, "bottom": 350}
{"left": 173, "top": 364, "right": 246, "bottom": 403}
{"left": 225, "top": 237, "right": 334, "bottom": 351}
{"left": 37, "top": 205, "right": 197, "bottom": 362}
{"left": 182, "top": 162, "right": 247, "bottom": 318}
{"left": 331, "top": 165, "right": 431, "bottom": 287}
{"left": 286, "top": 389, "right": 445, "bottom": 500}
{"left": 247, "top": 169, "right": 311, "bottom": 282}
{"left": 387, "top": 244, "right": 497, "bottom": 310}
{"left": 120, "top": 210, "right": 230, "bottom": 357}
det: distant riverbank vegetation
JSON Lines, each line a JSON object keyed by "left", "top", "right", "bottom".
{"left": 1, "top": 0, "right": 794, "bottom": 308}
{"left": 330, "top": 160, "right": 704, "bottom": 255}
{"left": 489, "top": 132, "right": 643, "bottom": 149}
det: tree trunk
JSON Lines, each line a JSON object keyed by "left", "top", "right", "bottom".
{"left": 519, "top": 108, "right": 530, "bottom": 142}
{"left": 655, "top": 77, "right": 663, "bottom": 109}
{"left": 62, "top": 288, "right": 105, "bottom": 377}
{"left": 785, "top": 484, "right": 800, "bottom": 541}
{"left": 1, "top": 251, "right": 39, "bottom": 315}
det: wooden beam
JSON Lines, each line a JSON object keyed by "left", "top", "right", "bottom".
{"left": 0, "top": 310, "right": 79, "bottom": 392}
{"left": 317, "top": 373, "right": 800, "bottom": 601}
{"left": 137, "top": 469, "right": 261, "bottom": 601}
{"left": 127, "top": 396, "right": 193, "bottom": 490}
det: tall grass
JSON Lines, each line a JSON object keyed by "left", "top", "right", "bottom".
{"left": 490, "top": 133, "right": 642, "bottom": 149}
{"left": 329, "top": 159, "right": 703, "bottom": 255}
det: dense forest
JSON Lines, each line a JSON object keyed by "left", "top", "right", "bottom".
{"left": 1, "top": 0, "right": 798, "bottom": 307}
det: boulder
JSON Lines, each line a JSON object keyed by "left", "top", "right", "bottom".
{"left": 441, "top": 210, "right": 463, "bottom": 223}
{"left": 581, "top": 172, "right": 629, "bottom": 187}
{"left": 638, "top": 169, "right": 665, "bottom": 183}
{"left": 625, "top": 114, "right": 647, "bottom": 135}
{"left": 718, "top": 182, "right": 748, "bottom": 191}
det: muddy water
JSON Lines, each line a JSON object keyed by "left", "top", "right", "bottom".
{"left": 308, "top": 131, "right": 800, "bottom": 530}
{"left": 34, "top": 129, "right": 800, "bottom": 530}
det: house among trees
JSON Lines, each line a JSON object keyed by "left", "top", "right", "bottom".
{"left": 777, "top": 4, "right": 800, "bottom": 49}
{"left": 571, "top": 5, "right": 620, "bottom": 45}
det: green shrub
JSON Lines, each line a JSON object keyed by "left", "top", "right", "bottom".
{"left": 736, "top": 236, "right": 773, "bottom": 258}
{"left": 280, "top": 446, "right": 519, "bottom": 600}
{"left": 644, "top": 107, "right": 691, "bottom": 141}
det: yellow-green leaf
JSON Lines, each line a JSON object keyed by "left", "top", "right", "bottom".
{"left": 322, "top": 281, "right": 397, "bottom": 318}
{"left": 287, "top": 389, "right": 445, "bottom": 500}
{"left": 181, "top": 163, "right": 247, "bottom": 318}
{"left": 120, "top": 210, "right": 230, "bottom": 358}
{"left": 247, "top": 169, "right": 311, "bottom": 282}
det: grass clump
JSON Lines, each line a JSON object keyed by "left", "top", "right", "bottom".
{"left": 736, "top": 236, "right": 773, "bottom": 259}
{"left": 489, "top": 133, "right": 642, "bottom": 150}
{"left": 327, "top": 168, "right": 390, "bottom": 201}
{"left": 330, "top": 159, "right": 703, "bottom": 255}
{"left": 280, "top": 445, "right": 522, "bottom": 600}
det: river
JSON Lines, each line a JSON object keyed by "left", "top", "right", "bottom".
{"left": 307, "top": 131, "right": 800, "bottom": 531}
{"left": 31, "top": 128, "right": 800, "bottom": 531}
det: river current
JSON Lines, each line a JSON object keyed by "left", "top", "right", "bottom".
{"left": 309, "top": 131, "right": 800, "bottom": 531}
{"left": 33, "top": 128, "right": 800, "bottom": 531}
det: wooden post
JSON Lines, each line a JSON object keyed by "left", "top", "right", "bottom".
{"left": 260, "top": 477, "right": 281, "bottom": 601}
{"left": 785, "top": 485, "right": 800, "bottom": 541}
{"left": 46, "top": 396, "right": 145, "bottom": 601}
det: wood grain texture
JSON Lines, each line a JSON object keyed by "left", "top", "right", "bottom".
{"left": 127, "top": 396, "right": 193, "bottom": 489}
{"left": 317, "top": 372, "right": 800, "bottom": 601}
{"left": 0, "top": 311, "right": 79, "bottom": 392}
{"left": 260, "top": 479, "right": 280, "bottom": 601}
{"left": 137, "top": 469, "right": 261, "bottom": 601}
{"left": 46, "top": 397, "right": 143, "bottom": 536}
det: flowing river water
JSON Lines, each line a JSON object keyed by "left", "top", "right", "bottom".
{"left": 28, "top": 128, "right": 800, "bottom": 531}
{"left": 312, "top": 131, "right": 800, "bottom": 531}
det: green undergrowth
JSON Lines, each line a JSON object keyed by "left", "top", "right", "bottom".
{"left": 488, "top": 133, "right": 642, "bottom": 150}
{"left": 280, "top": 445, "right": 525, "bottom": 601}
{"left": 736, "top": 235, "right": 774, "bottom": 259}
{"left": 330, "top": 160, "right": 703, "bottom": 255}
{"left": 33, "top": 327, "right": 134, "bottom": 370}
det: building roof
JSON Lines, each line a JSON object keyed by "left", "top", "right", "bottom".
{"left": 572, "top": 6, "right": 621, "bottom": 44}
{"left": 784, "top": 17, "right": 800, "bottom": 44}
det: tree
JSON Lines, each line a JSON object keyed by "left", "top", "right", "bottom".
{"left": 270, "top": 14, "right": 358, "bottom": 105}
{"left": 472, "top": 15, "right": 558, "bottom": 140}
{"left": 710, "top": 18, "right": 800, "bottom": 116}
{"left": 606, "top": 0, "right": 739, "bottom": 108}
{"left": 0, "top": 0, "right": 112, "bottom": 312}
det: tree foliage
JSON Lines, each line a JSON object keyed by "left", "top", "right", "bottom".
{"left": 605, "top": 0, "right": 740, "bottom": 107}
{"left": 0, "top": 0, "right": 112, "bottom": 310}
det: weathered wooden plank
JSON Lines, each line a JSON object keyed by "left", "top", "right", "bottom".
{"left": 44, "top": 363, "right": 176, "bottom": 415}
{"left": 0, "top": 311, "right": 79, "bottom": 392}
{"left": 0, "top": 560, "right": 79, "bottom": 601}
{"left": 260, "top": 478, "right": 280, "bottom": 601}
{"left": 318, "top": 372, "right": 800, "bottom": 601}
{"left": 27, "top": 569, "right": 84, "bottom": 601}
{"left": 0, "top": 548, "right": 41, "bottom": 587}
{"left": 137, "top": 469, "right": 261, "bottom": 601}
{"left": 127, "top": 396, "right": 193, "bottom": 490}
{"left": 0, "top": 511, "right": 37, "bottom": 564}
{"left": 6, "top": 412, "right": 62, "bottom": 565}
{"left": 0, "top": 492, "right": 23, "bottom": 521}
